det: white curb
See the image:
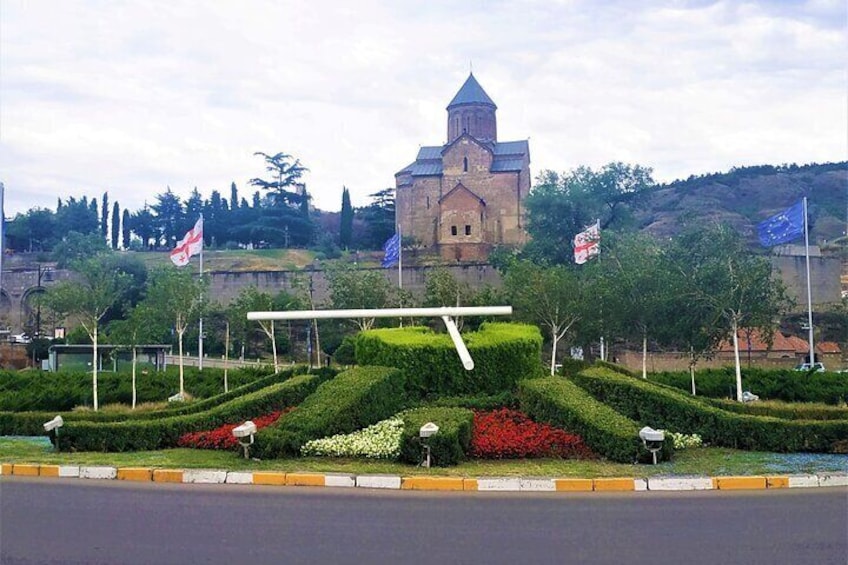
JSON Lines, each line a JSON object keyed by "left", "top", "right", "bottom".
{"left": 356, "top": 475, "right": 401, "bottom": 489}
{"left": 58, "top": 465, "right": 80, "bottom": 478}
{"left": 477, "top": 478, "right": 522, "bottom": 491}
{"left": 79, "top": 466, "right": 117, "bottom": 480}
{"left": 634, "top": 478, "right": 649, "bottom": 491}
{"left": 519, "top": 478, "right": 556, "bottom": 492}
{"left": 788, "top": 475, "right": 820, "bottom": 488}
{"left": 183, "top": 470, "right": 227, "bottom": 484}
{"left": 649, "top": 477, "right": 713, "bottom": 491}
{"left": 225, "top": 471, "right": 253, "bottom": 485}
{"left": 325, "top": 473, "right": 356, "bottom": 488}
{"left": 818, "top": 474, "right": 848, "bottom": 487}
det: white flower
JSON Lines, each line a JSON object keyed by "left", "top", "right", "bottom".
{"left": 301, "top": 418, "right": 404, "bottom": 459}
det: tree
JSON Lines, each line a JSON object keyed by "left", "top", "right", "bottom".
{"left": 227, "top": 287, "right": 282, "bottom": 373}
{"left": 130, "top": 207, "right": 157, "bottom": 249}
{"left": 151, "top": 188, "right": 184, "bottom": 246}
{"left": 121, "top": 209, "right": 131, "bottom": 249}
{"left": 108, "top": 302, "right": 158, "bottom": 409}
{"left": 325, "top": 263, "right": 394, "bottom": 331}
{"left": 676, "top": 224, "right": 793, "bottom": 401}
{"left": 101, "top": 192, "right": 109, "bottom": 240}
{"left": 111, "top": 201, "right": 120, "bottom": 249}
{"left": 503, "top": 259, "right": 585, "bottom": 375}
{"left": 230, "top": 182, "right": 239, "bottom": 211}
{"left": 250, "top": 152, "right": 308, "bottom": 207}
{"left": 43, "top": 257, "right": 131, "bottom": 410}
{"left": 142, "top": 267, "right": 207, "bottom": 398}
{"left": 523, "top": 163, "right": 653, "bottom": 265}
{"left": 51, "top": 232, "right": 110, "bottom": 268}
{"left": 4, "top": 208, "right": 56, "bottom": 252}
{"left": 339, "top": 187, "right": 353, "bottom": 250}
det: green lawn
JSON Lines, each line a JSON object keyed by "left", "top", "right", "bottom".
{"left": 2, "top": 438, "right": 844, "bottom": 478}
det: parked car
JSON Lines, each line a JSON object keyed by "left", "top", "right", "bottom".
{"left": 9, "top": 333, "right": 31, "bottom": 344}
{"left": 793, "top": 362, "right": 826, "bottom": 372}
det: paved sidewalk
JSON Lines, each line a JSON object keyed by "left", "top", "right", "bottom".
{"left": 3, "top": 463, "right": 847, "bottom": 492}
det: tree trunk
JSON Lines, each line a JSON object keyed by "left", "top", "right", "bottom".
{"left": 271, "top": 320, "right": 279, "bottom": 374}
{"left": 178, "top": 330, "right": 185, "bottom": 398}
{"left": 132, "top": 345, "right": 137, "bottom": 409}
{"left": 732, "top": 320, "right": 743, "bottom": 402}
{"left": 689, "top": 346, "right": 696, "bottom": 396}
{"left": 550, "top": 331, "right": 559, "bottom": 376}
{"left": 641, "top": 333, "right": 647, "bottom": 379}
{"left": 92, "top": 325, "right": 99, "bottom": 411}
{"left": 224, "top": 322, "right": 230, "bottom": 393}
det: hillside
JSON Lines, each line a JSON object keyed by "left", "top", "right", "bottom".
{"left": 633, "top": 162, "right": 847, "bottom": 249}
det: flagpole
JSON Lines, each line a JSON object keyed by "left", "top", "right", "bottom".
{"left": 198, "top": 213, "right": 204, "bottom": 371}
{"left": 398, "top": 224, "right": 403, "bottom": 328}
{"left": 802, "top": 197, "right": 815, "bottom": 365}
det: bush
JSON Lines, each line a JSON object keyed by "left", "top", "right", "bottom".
{"left": 54, "top": 374, "right": 324, "bottom": 452}
{"left": 649, "top": 367, "right": 848, "bottom": 405}
{"left": 254, "top": 366, "right": 406, "bottom": 458}
{"left": 397, "top": 406, "right": 473, "bottom": 467}
{"left": 518, "top": 377, "right": 670, "bottom": 464}
{"left": 573, "top": 366, "right": 848, "bottom": 453}
{"left": 354, "top": 322, "right": 543, "bottom": 398}
{"left": 704, "top": 398, "right": 848, "bottom": 421}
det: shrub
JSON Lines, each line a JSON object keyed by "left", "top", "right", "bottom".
{"left": 470, "top": 408, "right": 595, "bottom": 459}
{"left": 354, "top": 322, "right": 543, "bottom": 398}
{"left": 573, "top": 366, "right": 848, "bottom": 453}
{"left": 254, "top": 366, "right": 406, "bottom": 458}
{"left": 518, "top": 377, "right": 670, "bottom": 464}
{"left": 397, "top": 406, "right": 473, "bottom": 466}
{"left": 177, "top": 408, "right": 293, "bottom": 450}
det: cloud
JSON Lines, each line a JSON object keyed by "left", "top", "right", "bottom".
{"left": 1, "top": 0, "right": 845, "bottom": 216}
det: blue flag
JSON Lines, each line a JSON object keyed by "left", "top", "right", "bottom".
{"left": 757, "top": 200, "right": 804, "bottom": 247}
{"left": 381, "top": 233, "right": 400, "bottom": 268}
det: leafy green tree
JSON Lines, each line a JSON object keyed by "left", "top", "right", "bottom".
{"left": 250, "top": 152, "right": 308, "bottom": 207}
{"left": 359, "top": 188, "right": 395, "bottom": 249}
{"left": 121, "top": 208, "right": 131, "bottom": 249}
{"left": 50, "top": 232, "right": 111, "bottom": 268}
{"left": 110, "top": 201, "right": 120, "bottom": 249}
{"left": 151, "top": 188, "right": 184, "bottom": 246}
{"left": 325, "top": 263, "right": 394, "bottom": 331}
{"left": 100, "top": 192, "right": 109, "bottom": 240}
{"left": 108, "top": 302, "right": 159, "bottom": 409}
{"left": 339, "top": 187, "right": 353, "bottom": 250}
{"left": 230, "top": 182, "right": 239, "bottom": 211}
{"left": 674, "top": 224, "right": 793, "bottom": 401}
{"left": 503, "top": 259, "right": 585, "bottom": 375}
{"left": 523, "top": 162, "right": 653, "bottom": 265}
{"left": 227, "top": 287, "right": 283, "bottom": 373}
{"left": 4, "top": 208, "right": 56, "bottom": 252}
{"left": 129, "top": 207, "right": 157, "bottom": 249}
{"left": 142, "top": 267, "right": 208, "bottom": 398}
{"left": 55, "top": 197, "right": 99, "bottom": 239}
{"left": 43, "top": 257, "right": 131, "bottom": 410}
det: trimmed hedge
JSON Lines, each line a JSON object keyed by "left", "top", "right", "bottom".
{"left": 704, "top": 398, "right": 848, "bottom": 421}
{"left": 518, "top": 377, "right": 671, "bottom": 464}
{"left": 0, "top": 366, "right": 335, "bottom": 435}
{"left": 397, "top": 407, "right": 474, "bottom": 466}
{"left": 648, "top": 367, "right": 848, "bottom": 405}
{"left": 354, "top": 322, "right": 543, "bottom": 398}
{"left": 572, "top": 366, "right": 848, "bottom": 453}
{"left": 0, "top": 365, "right": 281, "bottom": 412}
{"left": 426, "top": 391, "right": 518, "bottom": 411}
{"left": 254, "top": 366, "right": 406, "bottom": 458}
{"left": 51, "top": 374, "right": 325, "bottom": 452}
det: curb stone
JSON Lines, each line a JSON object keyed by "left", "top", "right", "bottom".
{"left": 2, "top": 463, "right": 846, "bottom": 493}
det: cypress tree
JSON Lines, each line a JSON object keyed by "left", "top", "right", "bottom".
{"left": 340, "top": 186, "right": 353, "bottom": 249}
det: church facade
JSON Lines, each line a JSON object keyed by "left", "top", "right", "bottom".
{"left": 395, "top": 74, "right": 531, "bottom": 261}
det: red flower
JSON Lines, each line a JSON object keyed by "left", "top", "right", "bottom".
{"left": 470, "top": 408, "right": 596, "bottom": 459}
{"left": 177, "top": 408, "right": 294, "bottom": 450}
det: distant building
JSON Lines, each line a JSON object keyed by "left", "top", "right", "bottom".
{"left": 395, "top": 73, "right": 530, "bottom": 261}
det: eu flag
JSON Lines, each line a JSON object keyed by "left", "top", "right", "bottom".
{"left": 381, "top": 233, "right": 400, "bottom": 268}
{"left": 757, "top": 200, "right": 804, "bottom": 247}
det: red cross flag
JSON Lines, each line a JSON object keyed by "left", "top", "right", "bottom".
{"left": 170, "top": 217, "right": 203, "bottom": 267}
{"left": 573, "top": 220, "right": 600, "bottom": 265}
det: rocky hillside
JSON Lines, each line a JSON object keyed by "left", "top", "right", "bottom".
{"left": 634, "top": 162, "right": 847, "bottom": 250}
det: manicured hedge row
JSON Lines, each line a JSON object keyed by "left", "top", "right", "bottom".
{"left": 573, "top": 366, "right": 848, "bottom": 453}
{"left": 704, "top": 398, "right": 848, "bottom": 421}
{"left": 648, "top": 367, "right": 848, "bottom": 405}
{"left": 51, "top": 374, "right": 325, "bottom": 452}
{"left": 518, "top": 377, "right": 670, "bottom": 464}
{"left": 0, "top": 365, "right": 279, "bottom": 412}
{"left": 397, "top": 407, "right": 474, "bottom": 466}
{"left": 354, "top": 322, "right": 543, "bottom": 398}
{"left": 426, "top": 391, "right": 518, "bottom": 411}
{"left": 0, "top": 366, "right": 334, "bottom": 435}
{"left": 254, "top": 366, "right": 406, "bottom": 458}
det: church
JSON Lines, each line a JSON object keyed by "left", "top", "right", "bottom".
{"left": 395, "top": 73, "right": 531, "bottom": 261}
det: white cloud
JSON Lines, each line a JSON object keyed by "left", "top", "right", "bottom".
{"left": 1, "top": 0, "right": 845, "bottom": 216}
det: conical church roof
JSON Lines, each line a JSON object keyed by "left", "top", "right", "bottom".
{"left": 447, "top": 73, "right": 496, "bottom": 109}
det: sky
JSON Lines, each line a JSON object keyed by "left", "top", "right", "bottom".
{"left": 1, "top": 0, "right": 846, "bottom": 218}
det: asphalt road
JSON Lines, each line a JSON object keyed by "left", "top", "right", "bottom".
{"left": 1, "top": 478, "right": 846, "bottom": 565}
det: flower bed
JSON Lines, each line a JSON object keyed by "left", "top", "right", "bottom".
{"left": 177, "top": 408, "right": 294, "bottom": 450}
{"left": 470, "top": 408, "right": 596, "bottom": 459}
{"left": 300, "top": 417, "right": 404, "bottom": 459}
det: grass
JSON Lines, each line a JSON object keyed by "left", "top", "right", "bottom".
{"left": 131, "top": 248, "right": 319, "bottom": 272}
{"left": 1, "top": 438, "right": 845, "bottom": 478}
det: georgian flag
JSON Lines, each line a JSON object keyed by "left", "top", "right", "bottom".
{"left": 573, "top": 220, "right": 600, "bottom": 265}
{"left": 170, "top": 217, "right": 203, "bottom": 267}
